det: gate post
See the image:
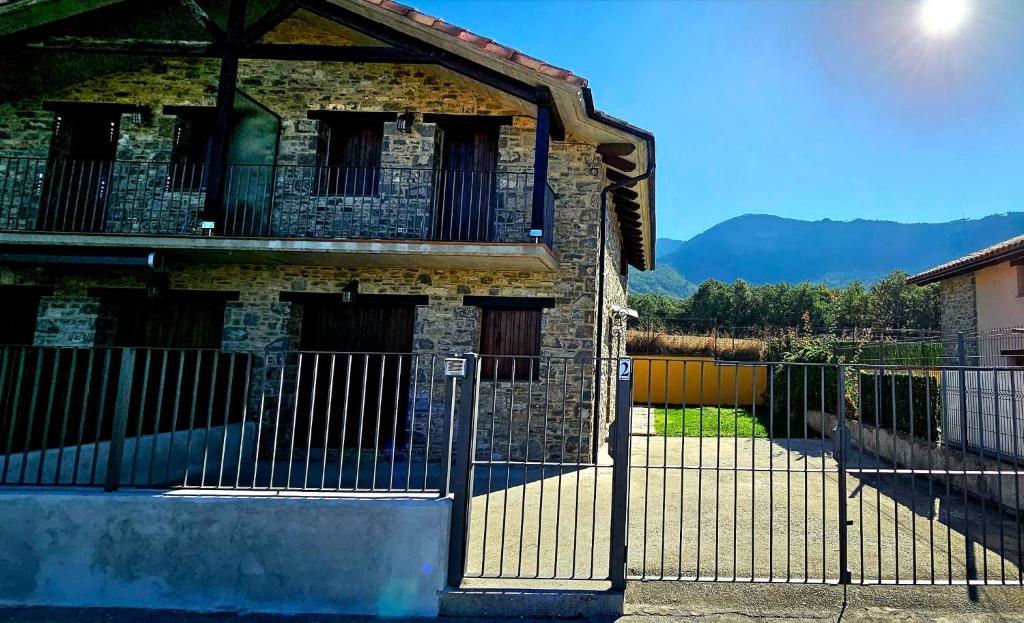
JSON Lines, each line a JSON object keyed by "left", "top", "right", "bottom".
{"left": 957, "top": 332, "right": 970, "bottom": 452}
{"left": 447, "top": 353, "right": 478, "bottom": 588}
{"left": 105, "top": 348, "right": 136, "bottom": 492}
{"left": 609, "top": 356, "right": 633, "bottom": 590}
{"left": 835, "top": 364, "right": 851, "bottom": 584}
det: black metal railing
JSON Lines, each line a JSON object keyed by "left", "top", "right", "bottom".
{"left": 0, "top": 345, "right": 455, "bottom": 494}
{"left": 0, "top": 156, "right": 550, "bottom": 245}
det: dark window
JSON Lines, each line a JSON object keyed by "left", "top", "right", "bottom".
{"left": 312, "top": 113, "right": 385, "bottom": 196}
{"left": 1017, "top": 265, "right": 1024, "bottom": 297}
{"left": 479, "top": 308, "right": 542, "bottom": 380}
{"left": 168, "top": 108, "right": 216, "bottom": 190}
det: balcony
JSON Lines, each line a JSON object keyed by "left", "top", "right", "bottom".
{"left": 0, "top": 157, "right": 557, "bottom": 271}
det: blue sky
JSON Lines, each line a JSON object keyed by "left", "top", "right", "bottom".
{"left": 416, "top": 0, "right": 1024, "bottom": 240}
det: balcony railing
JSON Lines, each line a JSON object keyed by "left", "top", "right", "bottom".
{"left": 0, "top": 156, "right": 554, "bottom": 246}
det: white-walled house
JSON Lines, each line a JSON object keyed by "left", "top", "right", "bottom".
{"left": 909, "top": 235, "right": 1024, "bottom": 460}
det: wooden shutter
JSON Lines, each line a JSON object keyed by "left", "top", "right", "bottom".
{"left": 314, "top": 114, "right": 383, "bottom": 196}
{"left": 480, "top": 308, "right": 542, "bottom": 380}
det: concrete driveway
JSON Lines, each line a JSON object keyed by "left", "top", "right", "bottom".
{"left": 464, "top": 434, "right": 1023, "bottom": 585}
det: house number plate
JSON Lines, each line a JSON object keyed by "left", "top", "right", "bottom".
{"left": 618, "top": 358, "right": 633, "bottom": 381}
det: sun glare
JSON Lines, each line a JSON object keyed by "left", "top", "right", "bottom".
{"left": 918, "top": 0, "right": 972, "bottom": 37}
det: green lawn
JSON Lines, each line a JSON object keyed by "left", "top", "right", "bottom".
{"left": 652, "top": 406, "right": 773, "bottom": 438}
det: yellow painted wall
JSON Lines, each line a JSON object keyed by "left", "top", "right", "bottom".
{"left": 632, "top": 356, "right": 769, "bottom": 406}
{"left": 976, "top": 262, "right": 1024, "bottom": 332}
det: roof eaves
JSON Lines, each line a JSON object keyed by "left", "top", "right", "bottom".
{"left": 359, "top": 0, "right": 587, "bottom": 87}
{"left": 907, "top": 235, "right": 1024, "bottom": 285}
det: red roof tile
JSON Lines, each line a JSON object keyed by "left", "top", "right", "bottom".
{"left": 359, "top": 0, "right": 588, "bottom": 87}
{"left": 908, "top": 234, "right": 1024, "bottom": 285}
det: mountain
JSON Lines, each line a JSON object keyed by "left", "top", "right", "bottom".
{"left": 628, "top": 264, "right": 696, "bottom": 297}
{"left": 631, "top": 213, "right": 1024, "bottom": 297}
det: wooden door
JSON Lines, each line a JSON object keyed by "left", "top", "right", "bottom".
{"left": 101, "top": 291, "right": 247, "bottom": 446}
{"left": 435, "top": 123, "right": 498, "bottom": 242}
{"left": 295, "top": 300, "right": 416, "bottom": 451}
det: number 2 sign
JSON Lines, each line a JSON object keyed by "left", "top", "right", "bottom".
{"left": 618, "top": 357, "right": 633, "bottom": 381}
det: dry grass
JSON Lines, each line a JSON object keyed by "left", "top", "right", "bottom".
{"left": 626, "top": 330, "right": 766, "bottom": 361}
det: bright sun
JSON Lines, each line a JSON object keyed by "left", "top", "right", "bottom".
{"left": 918, "top": 0, "right": 972, "bottom": 37}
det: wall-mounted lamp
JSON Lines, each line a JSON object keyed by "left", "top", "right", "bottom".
{"left": 396, "top": 112, "right": 414, "bottom": 133}
{"left": 146, "top": 273, "right": 170, "bottom": 299}
{"left": 341, "top": 280, "right": 359, "bottom": 303}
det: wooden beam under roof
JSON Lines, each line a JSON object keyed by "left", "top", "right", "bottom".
{"left": 24, "top": 36, "right": 219, "bottom": 55}
{"left": 611, "top": 186, "right": 638, "bottom": 201}
{"left": 601, "top": 153, "right": 636, "bottom": 172}
{"left": 597, "top": 143, "right": 636, "bottom": 157}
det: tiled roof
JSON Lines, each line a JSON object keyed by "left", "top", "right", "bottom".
{"left": 907, "top": 234, "right": 1024, "bottom": 285}
{"left": 360, "top": 0, "right": 588, "bottom": 87}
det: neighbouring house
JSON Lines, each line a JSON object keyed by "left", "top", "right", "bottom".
{"left": 908, "top": 234, "right": 1024, "bottom": 460}
{"left": 0, "top": 0, "right": 655, "bottom": 472}
{"left": 908, "top": 233, "right": 1024, "bottom": 364}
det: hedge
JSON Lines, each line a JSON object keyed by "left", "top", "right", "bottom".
{"left": 765, "top": 366, "right": 941, "bottom": 442}
{"left": 854, "top": 370, "right": 940, "bottom": 442}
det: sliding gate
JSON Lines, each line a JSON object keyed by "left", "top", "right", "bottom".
{"left": 626, "top": 358, "right": 1024, "bottom": 586}
{"left": 449, "top": 356, "right": 1024, "bottom": 588}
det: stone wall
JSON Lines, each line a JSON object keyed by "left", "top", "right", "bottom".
{"left": 0, "top": 12, "right": 624, "bottom": 461}
{"left": 939, "top": 274, "right": 978, "bottom": 359}
{"left": 32, "top": 296, "right": 113, "bottom": 348}
{"left": 2, "top": 260, "right": 600, "bottom": 460}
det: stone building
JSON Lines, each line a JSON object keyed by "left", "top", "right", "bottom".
{"left": 0, "top": 0, "right": 655, "bottom": 470}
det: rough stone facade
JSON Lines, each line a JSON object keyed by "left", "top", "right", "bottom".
{"left": 939, "top": 273, "right": 979, "bottom": 359}
{"left": 0, "top": 11, "right": 640, "bottom": 462}
{"left": 32, "top": 296, "right": 113, "bottom": 348}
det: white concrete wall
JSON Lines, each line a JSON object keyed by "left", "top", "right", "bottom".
{"left": 0, "top": 490, "right": 451, "bottom": 617}
{"left": 807, "top": 410, "right": 1024, "bottom": 514}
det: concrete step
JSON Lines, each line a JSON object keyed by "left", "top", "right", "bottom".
{"left": 441, "top": 581, "right": 623, "bottom": 619}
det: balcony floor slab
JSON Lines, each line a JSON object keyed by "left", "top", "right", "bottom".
{"left": 0, "top": 233, "right": 559, "bottom": 272}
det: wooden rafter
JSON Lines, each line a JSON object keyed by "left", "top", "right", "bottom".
{"left": 601, "top": 153, "right": 636, "bottom": 172}
{"left": 25, "top": 37, "right": 219, "bottom": 55}
{"left": 597, "top": 143, "right": 635, "bottom": 157}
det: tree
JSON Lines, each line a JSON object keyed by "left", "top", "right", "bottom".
{"left": 628, "top": 270, "right": 939, "bottom": 331}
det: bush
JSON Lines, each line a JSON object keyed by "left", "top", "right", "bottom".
{"left": 854, "top": 371, "right": 940, "bottom": 442}
{"left": 763, "top": 328, "right": 852, "bottom": 436}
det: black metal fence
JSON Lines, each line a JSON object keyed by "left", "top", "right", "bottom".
{"left": 6, "top": 345, "right": 1022, "bottom": 588}
{"left": 0, "top": 346, "right": 456, "bottom": 494}
{"left": 0, "top": 157, "right": 553, "bottom": 245}
{"left": 624, "top": 357, "right": 1024, "bottom": 586}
